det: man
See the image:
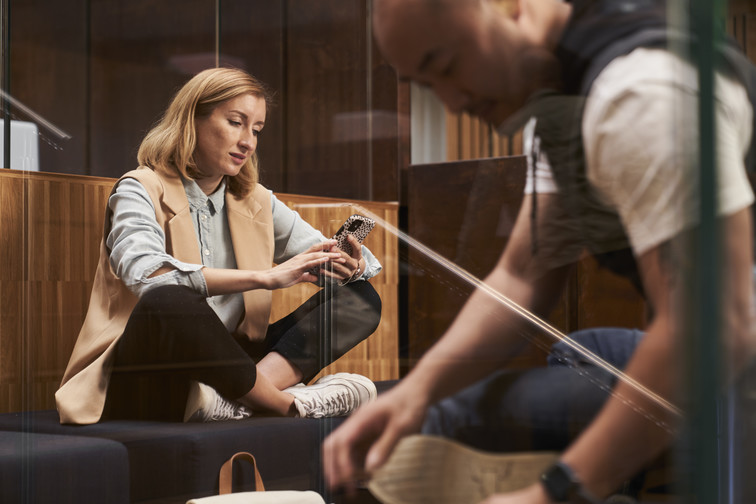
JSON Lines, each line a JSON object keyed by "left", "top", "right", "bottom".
{"left": 324, "top": 0, "right": 756, "bottom": 502}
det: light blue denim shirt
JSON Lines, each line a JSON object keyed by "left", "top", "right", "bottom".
{"left": 107, "top": 176, "right": 382, "bottom": 331}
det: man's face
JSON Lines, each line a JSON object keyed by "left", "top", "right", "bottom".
{"left": 373, "top": 0, "right": 545, "bottom": 126}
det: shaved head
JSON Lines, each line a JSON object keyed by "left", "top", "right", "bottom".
{"left": 371, "top": 0, "right": 568, "bottom": 126}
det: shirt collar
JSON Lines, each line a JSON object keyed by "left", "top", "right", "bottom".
{"left": 182, "top": 176, "right": 227, "bottom": 215}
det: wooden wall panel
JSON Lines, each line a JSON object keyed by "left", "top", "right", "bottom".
{"left": 0, "top": 175, "right": 24, "bottom": 411}
{"left": 0, "top": 170, "right": 115, "bottom": 413}
{"left": 445, "top": 111, "right": 524, "bottom": 161}
{"left": 729, "top": 0, "right": 756, "bottom": 61}
{"left": 0, "top": 170, "right": 398, "bottom": 413}
{"left": 269, "top": 193, "right": 400, "bottom": 381}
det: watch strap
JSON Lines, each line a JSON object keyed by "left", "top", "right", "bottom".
{"left": 540, "top": 461, "right": 601, "bottom": 503}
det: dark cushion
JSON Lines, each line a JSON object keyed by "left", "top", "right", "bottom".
{"left": 0, "top": 430, "right": 129, "bottom": 504}
{"left": 0, "top": 380, "right": 397, "bottom": 503}
{"left": 0, "top": 410, "right": 346, "bottom": 503}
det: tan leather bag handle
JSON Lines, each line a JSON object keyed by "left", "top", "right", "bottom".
{"left": 218, "top": 452, "right": 266, "bottom": 494}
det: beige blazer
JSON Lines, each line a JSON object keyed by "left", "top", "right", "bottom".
{"left": 56, "top": 167, "right": 274, "bottom": 424}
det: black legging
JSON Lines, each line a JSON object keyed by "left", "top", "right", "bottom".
{"left": 103, "top": 282, "right": 382, "bottom": 422}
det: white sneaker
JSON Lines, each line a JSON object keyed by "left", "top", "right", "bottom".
{"left": 284, "top": 373, "right": 377, "bottom": 418}
{"left": 315, "top": 373, "right": 377, "bottom": 403}
{"left": 183, "top": 381, "right": 253, "bottom": 422}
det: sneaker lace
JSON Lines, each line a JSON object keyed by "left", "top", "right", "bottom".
{"left": 302, "top": 388, "right": 352, "bottom": 417}
{"left": 210, "top": 396, "right": 249, "bottom": 421}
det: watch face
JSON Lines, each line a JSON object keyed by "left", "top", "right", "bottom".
{"left": 541, "top": 462, "right": 576, "bottom": 501}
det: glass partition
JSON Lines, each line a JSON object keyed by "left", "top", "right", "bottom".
{"left": 1, "top": 0, "right": 755, "bottom": 503}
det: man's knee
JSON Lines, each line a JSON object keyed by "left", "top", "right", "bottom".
{"left": 548, "top": 327, "right": 644, "bottom": 369}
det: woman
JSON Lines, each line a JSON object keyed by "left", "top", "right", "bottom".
{"left": 55, "top": 67, "right": 382, "bottom": 424}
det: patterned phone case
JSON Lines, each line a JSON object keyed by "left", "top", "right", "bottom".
{"left": 332, "top": 214, "right": 376, "bottom": 256}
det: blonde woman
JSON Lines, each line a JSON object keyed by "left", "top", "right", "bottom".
{"left": 56, "top": 68, "right": 382, "bottom": 424}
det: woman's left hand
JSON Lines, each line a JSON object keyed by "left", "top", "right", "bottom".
{"left": 325, "top": 234, "right": 364, "bottom": 284}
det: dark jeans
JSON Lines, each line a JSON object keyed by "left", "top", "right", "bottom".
{"left": 103, "top": 282, "right": 381, "bottom": 422}
{"left": 422, "top": 327, "right": 644, "bottom": 452}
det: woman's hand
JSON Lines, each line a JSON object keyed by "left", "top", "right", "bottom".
{"left": 321, "top": 234, "right": 364, "bottom": 284}
{"left": 261, "top": 241, "right": 344, "bottom": 290}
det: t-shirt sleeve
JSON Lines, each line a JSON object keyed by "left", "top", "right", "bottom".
{"left": 583, "top": 48, "right": 754, "bottom": 256}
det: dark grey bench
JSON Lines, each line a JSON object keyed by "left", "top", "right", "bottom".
{"left": 0, "top": 430, "right": 130, "bottom": 504}
{"left": 0, "top": 381, "right": 395, "bottom": 504}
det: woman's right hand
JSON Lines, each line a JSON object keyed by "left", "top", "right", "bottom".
{"left": 261, "top": 240, "right": 343, "bottom": 290}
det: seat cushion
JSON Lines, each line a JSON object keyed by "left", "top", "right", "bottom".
{"left": 0, "top": 430, "right": 129, "bottom": 504}
{"left": 0, "top": 381, "right": 397, "bottom": 503}
{"left": 0, "top": 410, "right": 346, "bottom": 503}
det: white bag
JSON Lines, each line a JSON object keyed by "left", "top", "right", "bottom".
{"left": 186, "top": 452, "right": 326, "bottom": 504}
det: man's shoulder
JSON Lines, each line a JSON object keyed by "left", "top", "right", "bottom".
{"left": 589, "top": 48, "right": 693, "bottom": 99}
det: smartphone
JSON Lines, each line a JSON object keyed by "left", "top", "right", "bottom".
{"left": 331, "top": 214, "right": 376, "bottom": 256}
{"left": 309, "top": 214, "right": 376, "bottom": 278}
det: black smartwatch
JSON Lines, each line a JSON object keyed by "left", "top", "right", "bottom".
{"left": 540, "top": 461, "right": 601, "bottom": 503}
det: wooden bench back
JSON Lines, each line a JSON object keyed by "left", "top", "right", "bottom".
{"left": 0, "top": 170, "right": 398, "bottom": 413}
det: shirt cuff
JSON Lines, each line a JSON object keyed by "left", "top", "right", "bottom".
{"left": 135, "top": 260, "right": 207, "bottom": 297}
{"left": 357, "top": 245, "right": 382, "bottom": 281}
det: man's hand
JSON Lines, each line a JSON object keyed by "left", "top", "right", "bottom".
{"left": 324, "top": 193, "right": 580, "bottom": 493}
{"left": 323, "top": 382, "right": 429, "bottom": 492}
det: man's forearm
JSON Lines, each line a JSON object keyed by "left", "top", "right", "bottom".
{"left": 406, "top": 264, "right": 568, "bottom": 406}
{"left": 560, "top": 314, "right": 681, "bottom": 497}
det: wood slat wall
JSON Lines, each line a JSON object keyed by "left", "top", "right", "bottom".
{"left": 0, "top": 170, "right": 398, "bottom": 413}
{"left": 446, "top": 111, "right": 523, "bottom": 161}
{"left": 0, "top": 170, "right": 115, "bottom": 413}
{"left": 729, "top": 0, "right": 756, "bottom": 58}
{"left": 270, "top": 193, "right": 400, "bottom": 382}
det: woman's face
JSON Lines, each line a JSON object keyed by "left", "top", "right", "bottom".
{"left": 193, "top": 93, "right": 266, "bottom": 194}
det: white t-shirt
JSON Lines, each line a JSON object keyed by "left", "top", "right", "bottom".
{"left": 523, "top": 47, "right": 755, "bottom": 256}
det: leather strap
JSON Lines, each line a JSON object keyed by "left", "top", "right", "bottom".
{"left": 219, "top": 452, "right": 266, "bottom": 494}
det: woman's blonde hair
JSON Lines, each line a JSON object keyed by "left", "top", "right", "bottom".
{"left": 137, "top": 67, "right": 273, "bottom": 198}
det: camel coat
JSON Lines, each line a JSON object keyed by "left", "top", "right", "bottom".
{"left": 56, "top": 167, "right": 274, "bottom": 424}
